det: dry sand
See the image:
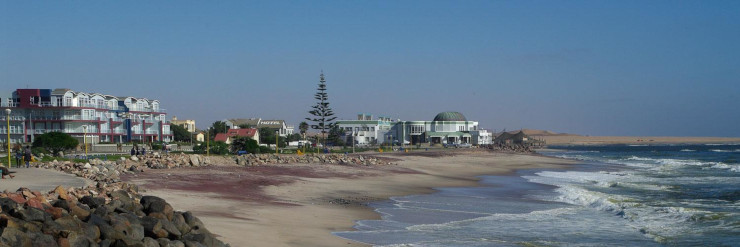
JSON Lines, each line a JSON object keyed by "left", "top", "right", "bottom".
{"left": 123, "top": 151, "right": 575, "bottom": 247}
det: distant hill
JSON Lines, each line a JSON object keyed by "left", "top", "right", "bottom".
{"left": 502, "top": 129, "right": 580, "bottom": 137}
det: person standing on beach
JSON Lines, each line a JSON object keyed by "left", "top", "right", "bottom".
{"left": 23, "top": 146, "right": 32, "bottom": 168}
{"left": 14, "top": 148, "right": 22, "bottom": 168}
{"left": 130, "top": 147, "right": 136, "bottom": 156}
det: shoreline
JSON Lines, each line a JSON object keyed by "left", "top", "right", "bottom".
{"left": 532, "top": 135, "right": 740, "bottom": 145}
{"left": 123, "top": 150, "right": 577, "bottom": 246}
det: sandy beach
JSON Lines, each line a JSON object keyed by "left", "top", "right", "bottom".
{"left": 122, "top": 151, "right": 575, "bottom": 246}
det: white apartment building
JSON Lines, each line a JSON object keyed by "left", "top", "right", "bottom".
{"left": 1, "top": 88, "right": 172, "bottom": 144}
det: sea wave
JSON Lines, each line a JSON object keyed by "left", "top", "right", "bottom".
{"left": 528, "top": 175, "right": 708, "bottom": 242}
{"left": 710, "top": 149, "right": 740, "bottom": 153}
{"left": 680, "top": 149, "right": 696, "bottom": 152}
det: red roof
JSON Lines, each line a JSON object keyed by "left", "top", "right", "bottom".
{"left": 214, "top": 133, "right": 230, "bottom": 142}
{"left": 227, "top": 128, "right": 257, "bottom": 137}
{"left": 214, "top": 128, "right": 258, "bottom": 142}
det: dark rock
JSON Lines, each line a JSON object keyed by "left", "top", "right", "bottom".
{"left": 159, "top": 217, "right": 182, "bottom": 239}
{"left": 79, "top": 196, "right": 105, "bottom": 209}
{"left": 171, "top": 212, "right": 191, "bottom": 235}
{"left": 140, "top": 216, "right": 164, "bottom": 239}
{"left": 157, "top": 238, "right": 186, "bottom": 247}
{"left": 0, "top": 227, "right": 32, "bottom": 246}
{"left": 0, "top": 198, "right": 19, "bottom": 213}
{"left": 98, "top": 239, "right": 113, "bottom": 247}
{"left": 181, "top": 212, "right": 205, "bottom": 232}
{"left": 140, "top": 196, "right": 174, "bottom": 221}
{"left": 28, "top": 231, "right": 58, "bottom": 247}
{"left": 41, "top": 219, "right": 65, "bottom": 238}
{"left": 11, "top": 207, "right": 51, "bottom": 222}
{"left": 68, "top": 205, "right": 91, "bottom": 221}
{"left": 184, "top": 240, "right": 206, "bottom": 247}
{"left": 142, "top": 237, "right": 159, "bottom": 247}
{"left": 66, "top": 231, "right": 96, "bottom": 247}
{"left": 91, "top": 205, "right": 110, "bottom": 217}
{"left": 52, "top": 200, "right": 71, "bottom": 211}
{"left": 182, "top": 230, "right": 227, "bottom": 247}
{"left": 109, "top": 214, "right": 144, "bottom": 242}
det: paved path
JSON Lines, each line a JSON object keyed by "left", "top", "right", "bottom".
{"left": 0, "top": 167, "right": 93, "bottom": 193}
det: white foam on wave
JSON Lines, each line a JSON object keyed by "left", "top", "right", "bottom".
{"left": 680, "top": 149, "right": 696, "bottom": 152}
{"left": 616, "top": 156, "right": 740, "bottom": 173}
{"left": 710, "top": 149, "right": 740, "bottom": 153}
{"left": 629, "top": 144, "right": 649, "bottom": 147}
{"left": 523, "top": 170, "right": 738, "bottom": 242}
{"left": 710, "top": 163, "right": 740, "bottom": 172}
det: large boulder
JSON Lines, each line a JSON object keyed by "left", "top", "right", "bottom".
{"left": 140, "top": 196, "right": 174, "bottom": 220}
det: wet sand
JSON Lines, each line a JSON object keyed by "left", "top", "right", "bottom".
{"left": 123, "top": 151, "right": 575, "bottom": 247}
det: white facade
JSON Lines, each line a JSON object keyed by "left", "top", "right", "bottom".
{"left": 470, "top": 129, "right": 493, "bottom": 145}
{"left": 337, "top": 112, "right": 489, "bottom": 146}
{"left": 1, "top": 88, "right": 172, "bottom": 144}
{"left": 336, "top": 119, "right": 393, "bottom": 145}
{"left": 223, "top": 118, "right": 294, "bottom": 137}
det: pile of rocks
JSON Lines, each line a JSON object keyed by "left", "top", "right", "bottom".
{"left": 35, "top": 154, "right": 219, "bottom": 184}
{"left": 37, "top": 153, "right": 392, "bottom": 184}
{"left": 234, "top": 153, "right": 392, "bottom": 166}
{"left": 0, "top": 185, "right": 227, "bottom": 246}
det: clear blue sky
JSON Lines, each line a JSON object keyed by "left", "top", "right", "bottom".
{"left": 2, "top": 1, "right": 738, "bottom": 137}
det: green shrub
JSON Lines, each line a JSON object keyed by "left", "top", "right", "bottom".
{"left": 32, "top": 132, "right": 78, "bottom": 156}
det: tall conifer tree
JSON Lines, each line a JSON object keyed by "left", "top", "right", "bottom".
{"left": 306, "top": 72, "right": 337, "bottom": 147}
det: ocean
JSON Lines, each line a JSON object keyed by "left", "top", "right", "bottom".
{"left": 334, "top": 144, "right": 740, "bottom": 246}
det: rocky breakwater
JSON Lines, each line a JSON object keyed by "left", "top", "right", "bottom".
{"left": 0, "top": 184, "right": 228, "bottom": 246}
{"left": 234, "top": 153, "right": 393, "bottom": 166}
{"left": 36, "top": 153, "right": 224, "bottom": 184}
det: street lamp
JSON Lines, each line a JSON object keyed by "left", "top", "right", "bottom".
{"left": 5, "top": 109, "right": 11, "bottom": 168}
{"left": 275, "top": 130, "right": 279, "bottom": 155}
{"left": 83, "top": 125, "right": 88, "bottom": 158}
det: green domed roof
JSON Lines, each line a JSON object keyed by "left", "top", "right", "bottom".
{"left": 433, "top": 112, "right": 467, "bottom": 121}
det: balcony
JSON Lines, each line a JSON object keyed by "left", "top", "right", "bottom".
{"left": 61, "top": 115, "right": 103, "bottom": 121}
{"left": 0, "top": 102, "right": 18, "bottom": 107}
{"left": 0, "top": 130, "right": 24, "bottom": 134}
{"left": 0, "top": 116, "right": 25, "bottom": 121}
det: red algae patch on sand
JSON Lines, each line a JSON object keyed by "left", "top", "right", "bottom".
{"left": 122, "top": 163, "right": 404, "bottom": 204}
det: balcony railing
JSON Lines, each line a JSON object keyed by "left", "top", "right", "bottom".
{"left": 0, "top": 130, "right": 24, "bottom": 134}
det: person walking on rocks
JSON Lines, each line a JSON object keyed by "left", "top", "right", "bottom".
{"left": 23, "top": 146, "right": 32, "bottom": 168}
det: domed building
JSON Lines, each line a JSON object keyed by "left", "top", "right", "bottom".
{"left": 336, "top": 111, "right": 491, "bottom": 146}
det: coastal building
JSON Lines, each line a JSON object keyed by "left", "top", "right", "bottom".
{"left": 336, "top": 112, "right": 486, "bottom": 146}
{"left": 470, "top": 129, "right": 493, "bottom": 145}
{"left": 336, "top": 114, "right": 393, "bottom": 145}
{"left": 494, "top": 131, "right": 544, "bottom": 146}
{"left": 170, "top": 116, "right": 196, "bottom": 133}
{"left": 0, "top": 88, "right": 172, "bottom": 144}
{"left": 213, "top": 128, "right": 259, "bottom": 145}
{"left": 195, "top": 132, "right": 205, "bottom": 142}
{"left": 223, "top": 118, "right": 294, "bottom": 137}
